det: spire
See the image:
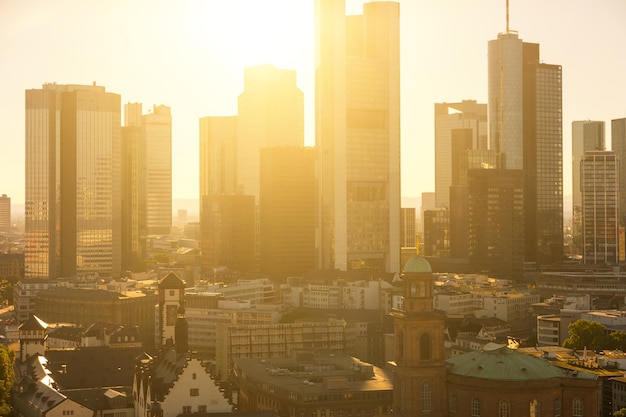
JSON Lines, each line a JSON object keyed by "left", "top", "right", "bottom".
{"left": 506, "top": 0, "right": 509, "bottom": 33}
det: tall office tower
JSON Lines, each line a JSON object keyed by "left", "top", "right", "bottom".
{"left": 400, "top": 207, "right": 416, "bottom": 248}
{"left": 611, "top": 118, "right": 626, "bottom": 227}
{"left": 316, "top": 0, "right": 400, "bottom": 272}
{"left": 434, "top": 100, "right": 487, "bottom": 208}
{"left": 580, "top": 151, "right": 619, "bottom": 265}
{"left": 25, "top": 83, "right": 121, "bottom": 279}
{"left": 572, "top": 120, "right": 605, "bottom": 252}
{"left": 423, "top": 208, "right": 450, "bottom": 258}
{"left": 468, "top": 168, "right": 524, "bottom": 280}
{"left": 121, "top": 103, "right": 172, "bottom": 270}
{"left": 237, "top": 64, "right": 304, "bottom": 199}
{"left": 0, "top": 194, "right": 10, "bottom": 232}
{"left": 260, "top": 147, "right": 315, "bottom": 280}
{"left": 488, "top": 28, "right": 563, "bottom": 265}
{"left": 199, "top": 116, "right": 237, "bottom": 199}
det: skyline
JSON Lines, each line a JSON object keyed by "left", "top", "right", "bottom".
{"left": 1, "top": 0, "right": 626, "bottom": 207}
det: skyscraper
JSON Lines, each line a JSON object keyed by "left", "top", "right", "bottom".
{"left": 237, "top": 64, "right": 304, "bottom": 199}
{"left": 260, "top": 147, "right": 316, "bottom": 280}
{"left": 488, "top": 27, "right": 563, "bottom": 265}
{"left": 122, "top": 103, "right": 172, "bottom": 270}
{"left": 611, "top": 118, "right": 626, "bottom": 228}
{"left": 316, "top": 0, "right": 400, "bottom": 272}
{"left": 572, "top": 120, "right": 605, "bottom": 252}
{"left": 580, "top": 151, "right": 619, "bottom": 265}
{"left": 25, "top": 83, "right": 121, "bottom": 279}
{"left": 434, "top": 100, "right": 487, "bottom": 208}
{"left": 0, "top": 194, "right": 10, "bottom": 232}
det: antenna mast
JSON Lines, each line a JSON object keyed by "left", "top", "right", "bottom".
{"left": 506, "top": 0, "right": 509, "bottom": 33}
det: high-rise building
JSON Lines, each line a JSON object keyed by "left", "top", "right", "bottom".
{"left": 259, "top": 146, "right": 315, "bottom": 280}
{"left": 199, "top": 116, "right": 237, "bottom": 199}
{"left": 611, "top": 118, "right": 626, "bottom": 228}
{"left": 0, "top": 194, "right": 10, "bottom": 232}
{"left": 122, "top": 103, "right": 172, "bottom": 270}
{"left": 423, "top": 208, "right": 450, "bottom": 258}
{"left": 400, "top": 207, "right": 416, "bottom": 248}
{"left": 572, "top": 120, "right": 605, "bottom": 252}
{"left": 468, "top": 168, "right": 524, "bottom": 280}
{"left": 488, "top": 28, "right": 563, "bottom": 265}
{"left": 237, "top": 64, "right": 304, "bottom": 199}
{"left": 25, "top": 83, "right": 121, "bottom": 279}
{"left": 580, "top": 151, "right": 619, "bottom": 265}
{"left": 434, "top": 100, "right": 487, "bottom": 208}
{"left": 316, "top": 0, "right": 400, "bottom": 273}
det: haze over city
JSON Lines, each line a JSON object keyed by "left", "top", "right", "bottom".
{"left": 1, "top": 0, "right": 625, "bottom": 207}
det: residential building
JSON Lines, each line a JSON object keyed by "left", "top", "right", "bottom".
{"left": 0, "top": 194, "right": 9, "bottom": 232}
{"left": 581, "top": 151, "right": 619, "bottom": 264}
{"left": 260, "top": 147, "right": 315, "bottom": 280}
{"left": 482, "top": 292, "right": 541, "bottom": 336}
{"left": 316, "top": 0, "right": 400, "bottom": 273}
{"left": 468, "top": 168, "right": 524, "bottom": 280}
{"left": 434, "top": 100, "right": 487, "bottom": 208}
{"left": 25, "top": 83, "right": 121, "bottom": 279}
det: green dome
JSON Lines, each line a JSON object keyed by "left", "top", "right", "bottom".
{"left": 403, "top": 256, "right": 432, "bottom": 273}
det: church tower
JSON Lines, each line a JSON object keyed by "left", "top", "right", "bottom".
{"left": 19, "top": 315, "right": 48, "bottom": 363}
{"left": 157, "top": 272, "right": 186, "bottom": 347}
{"left": 389, "top": 256, "right": 447, "bottom": 416}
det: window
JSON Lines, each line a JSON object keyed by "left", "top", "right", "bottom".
{"left": 420, "top": 334, "right": 431, "bottom": 360}
{"left": 472, "top": 398, "right": 480, "bottom": 417}
{"left": 192, "top": 373, "right": 197, "bottom": 380}
{"left": 530, "top": 399, "right": 540, "bottom": 417}
{"left": 190, "top": 388, "right": 199, "bottom": 396}
{"left": 182, "top": 406, "right": 191, "bottom": 414}
{"left": 572, "top": 397, "right": 583, "bottom": 417}
{"left": 499, "top": 400, "right": 510, "bottom": 417}
{"left": 450, "top": 395, "right": 457, "bottom": 413}
{"left": 198, "top": 405, "right": 207, "bottom": 413}
{"left": 553, "top": 399, "right": 561, "bottom": 417}
{"left": 422, "top": 382, "right": 431, "bottom": 412}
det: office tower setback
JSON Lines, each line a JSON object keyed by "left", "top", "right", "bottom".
{"left": 611, "top": 118, "right": 626, "bottom": 228}
{"left": 260, "top": 147, "right": 316, "bottom": 280}
{"left": 237, "top": 64, "right": 304, "bottom": 199}
{"left": 0, "top": 194, "right": 10, "bottom": 232}
{"left": 316, "top": 0, "right": 400, "bottom": 272}
{"left": 434, "top": 100, "right": 487, "bottom": 208}
{"left": 25, "top": 83, "right": 121, "bottom": 279}
{"left": 580, "top": 151, "right": 619, "bottom": 265}
{"left": 488, "top": 28, "right": 563, "bottom": 265}
{"left": 468, "top": 168, "right": 524, "bottom": 280}
{"left": 572, "top": 120, "right": 605, "bottom": 253}
{"left": 122, "top": 103, "right": 172, "bottom": 270}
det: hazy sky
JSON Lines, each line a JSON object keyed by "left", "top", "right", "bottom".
{"left": 1, "top": 0, "right": 625, "bottom": 207}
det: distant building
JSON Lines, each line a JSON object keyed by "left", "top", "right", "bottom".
{"left": 0, "top": 194, "right": 10, "bottom": 232}
{"left": 581, "top": 150, "right": 619, "bottom": 264}
{"left": 260, "top": 147, "right": 315, "bottom": 280}
{"left": 612, "top": 118, "right": 626, "bottom": 229}
{"left": 25, "top": 83, "right": 122, "bottom": 279}
{"left": 423, "top": 208, "right": 450, "bottom": 257}
{"left": 400, "top": 207, "right": 416, "bottom": 248}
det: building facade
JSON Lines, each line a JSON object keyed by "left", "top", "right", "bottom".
{"left": 25, "top": 83, "right": 122, "bottom": 279}
{"left": 581, "top": 151, "right": 619, "bottom": 264}
{"left": 0, "top": 194, "right": 10, "bottom": 232}
{"left": 611, "top": 118, "right": 626, "bottom": 229}
{"left": 316, "top": 0, "right": 400, "bottom": 273}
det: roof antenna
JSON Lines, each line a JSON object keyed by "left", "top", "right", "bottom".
{"left": 506, "top": 0, "right": 509, "bottom": 33}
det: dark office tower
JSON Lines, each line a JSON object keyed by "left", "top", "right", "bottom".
{"left": 400, "top": 207, "right": 416, "bottom": 248}
{"left": 200, "top": 195, "right": 255, "bottom": 277}
{"left": 488, "top": 28, "right": 563, "bottom": 266}
{"left": 423, "top": 208, "right": 450, "bottom": 258}
{"left": 434, "top": 101, "right": 487, "bottom": 208}
{"left": 611, "top": 118, "right": 626, "bottom": 228}
{"left": 259, "top": 147, "right": 315, "bottom": 280}
{"left": 572, "top": 120, "right": 605, "bottom": 252}
{"left": 581, "top": 151, "right": 619, "bottom": 265}
{"left": 316, "top": 0, "right": 400, "bottom": 273}
{"left": 468, "top": 168, "right": 524, "bottom": 280}
{"left": 25, "top": 83, "right": 121, "bottom": 279}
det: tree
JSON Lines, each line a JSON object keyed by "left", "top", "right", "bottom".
{"left": 609, "top": 331, "right": 626, "bottom": 351}
{"left": 614, "top": 408, "right": 626, "bottom": 417}
{"left": 0, "top": 345, "right": 14, "bottom": 415}
{"left": 562, "top": 319, "right": 609, "bottom": 350}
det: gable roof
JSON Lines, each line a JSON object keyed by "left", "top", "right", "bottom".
{"left": 19, "top": 315, "right": 48, "bottom": 331}
{"left": 158, "top": 272, "right": 186, "bottom": 289}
